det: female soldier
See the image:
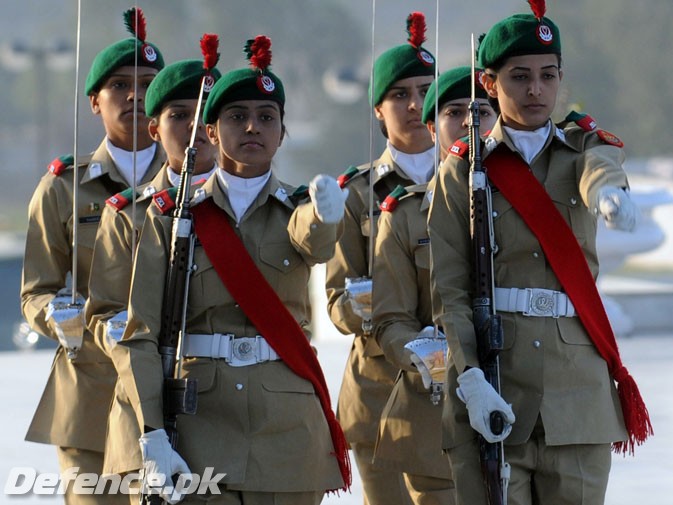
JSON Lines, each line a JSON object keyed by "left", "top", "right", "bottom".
{"left": 372, "top": 66, "right": 496, "bottom": 505}
{"left": 110, "top": 35, "right": 350, "bottom": 504}
{"left": 84, "top": 36, "right": 221, "bottom": 499}
{"left": 325, "top": 13, "right": 435, "bottom": 505}
{"left": 20, "top": 9, "right": 164, "bottom": 504}
{"left": 428, "top": 1, "right": 651, "bottom": 504}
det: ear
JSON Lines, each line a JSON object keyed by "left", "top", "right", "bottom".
{"left": 148, "top": 118, "right": 160, "bottom": 142}
{"left": 206, "top": 123, "right": 219, "bottom": 145}
{"left": 278, "top": 124, "right": 286, "bottom": 147}
{"left": 426, "top": 121, "right": 437, "bottom": 144}
{"left": 559, "top": 68, "right": 564, "bottom": 82}
{"left": 483, "top": 73, "right": 499, "bottom": 99}
{"left": 89, "top": 94, "right": 100, "bottom": 115}
{"left": 373, "top": 104, "right": 385, "bottom": 121}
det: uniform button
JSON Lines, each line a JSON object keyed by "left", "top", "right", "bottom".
{"left": 533, "top": 252, "right": 539, "bottom": 258}
{"left": 283, "top": 259, "right": 290, "bottom": 266}
{"left": 310, "top": 223, "right": 317, "bottom": 230}
{"left": 570, "top": 197, "right": 577, "bottom": 205}
{"left": 533, "top": 340, "right": 541, "bottom": 348}
{"left": 235, "top": 383, "right": 244, "bottom": 391}
{"left": 234, "top": 303, "right": 240, "bottom": 308}
{"left": 492, "top": 211, "right": 498, "bottom": 218}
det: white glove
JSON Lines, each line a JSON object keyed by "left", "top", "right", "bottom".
{"left": 309, "top": 174, "right": 348, "bottom": 224}
{"left": 596, "top": 186, "right": 638, "bottom": 231}
{"left": 105, "top": 310, "right": 128, "bottom": 349}
{"left": 406, "top": 326, "right": 448, "bottom": 388}
{"left": 139, "top": 429, "right": 191, "bottom": 504}
{"left": 45, "top": 289, "right": 85, "bottom": 359}
{"left": 456, "top": 367, "right": 515, "bottom": 443}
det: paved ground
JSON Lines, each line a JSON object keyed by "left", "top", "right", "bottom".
{"left": 1, "top": 328, "right": 671, "bottom": 504}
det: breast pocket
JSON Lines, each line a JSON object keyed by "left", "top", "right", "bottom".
{"left": 491, "top": 191, "right": 518, "bottom": 251}
{"left": 546, "top": 181, "right": 595, "bottom": 248}
{"left": 189, "top": 246, "right": 229, "bottom": 309}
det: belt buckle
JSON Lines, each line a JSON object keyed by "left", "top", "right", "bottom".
{"left": 526, "top": 289, "right": 557, "bottom": 317}
{"left": 232, "top": 337, "right": 256, "bottom": 363}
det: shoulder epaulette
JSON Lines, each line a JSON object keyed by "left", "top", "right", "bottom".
{"left": 47, "top": 155, "right": 74, "bottom": 176}
{"left": 380, "top": 185, "right": 408, "bottom": 212}
{"left": 563, "top": 110, "right": 624, "bottom": 148}
{"left": 105, "top": 187, "right": 136, "bottom": 212}
{"left": 336, "top": 165, "right": 361, "bottom": 188}
{"left": 449, "top": 137, "right": 469, "bottom": 158}
{"left": 564, "top": 110, "right": 597, "bottom": 132}
{"left": 152, "top": 187, "right": 178, "bottom": 215}
{"left": 287, "top": 184, "right": 310, "bottom": 206}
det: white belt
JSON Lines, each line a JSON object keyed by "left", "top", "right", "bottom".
{"left": 183, "top": 334, "right": 280, "bottom": 366}
{"left": 494, "top": 287, "right": 576, "bottom": 318}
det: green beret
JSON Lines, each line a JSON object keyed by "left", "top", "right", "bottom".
{"left": 370, "top": 45, "right": 435, "bottom": 107}
{"left": 478, "top": 14, "right": 561, "bottom": 69}
{"left": 202, "top": 68, "right": 285, "bottom": 124}
{"left": 370, "top": 12, "right": 436, "bottom": 107}
{"left": 145, "top": 59, "right": 222, "bottom": 117}
{"left": 85, "top": 37, "right": 165, "bottom": 95}
{"left": 422, "top": 66, "right": 488, "bottom": 124}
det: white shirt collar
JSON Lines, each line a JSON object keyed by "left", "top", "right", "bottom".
{"left": 503, "top": 120, "right": 552, "bottom": 164}
{"left": 105, "top": 138, "right": 156, "bottom": 185}
{"left": 167, "top": 163, "right": 218, "bottom": 188}
{"left": 216, "top": 168, "right": 271, "bottom": 223}
{"left": 387, "top": 141, "right": 436, "bottom": 185}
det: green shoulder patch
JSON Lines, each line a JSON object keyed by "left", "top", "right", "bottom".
{"left": 105, "top": 187, "right": 136, "bottom": 212}
{"left": 152, "top": 187, "right": 178, "bottom": 215}
{"left": 449, "top": 137, "right": 469, "bottom": 158}
{"left": 564, "top": 110, "right": 597, "bottom": 132}
{"left": 336, "top": 165, "right": 361, "bottom": 188}
{"left": 380, "top": 185, "right": 408, "bottom": 212}
{"left": 47, "top": 155, "right": 74, "bottom": 176}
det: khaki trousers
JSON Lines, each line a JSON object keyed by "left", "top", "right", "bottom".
{"left": 403, "top": 473, "right": 456, "bottom": 505}
{"left": 447, "top": 421, "right": 612, "bottom": 505}
{"left": 57, "top": 446, "right": 134, "bottom": 504}
{"left": 352, "top": 442, "right": 413, "bottom": 505}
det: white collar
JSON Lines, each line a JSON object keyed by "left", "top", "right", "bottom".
{"left": 167, "top": 163, "right": 218, "bottom": 187}
{"left": 105, "top": 138, "right": 156, "bottom": 185}
{"left": 503, "top": 121, "right": 552, "bottom": 164}
{"left": 387, "top": 141, "right": 436, "bottom": 185}
{"left": 216, "top": 168, "right": 271, "bottom": 223}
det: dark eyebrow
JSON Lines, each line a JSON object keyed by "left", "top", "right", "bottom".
{"left": 509, "top": 64, "right": 559, "bottom": 72}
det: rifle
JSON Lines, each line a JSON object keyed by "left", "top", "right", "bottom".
{"left": 467, "top": 35, "right": 509, "bottom": 505}
{"left": 140, "top": 145, "right": 199, "bottom": 505}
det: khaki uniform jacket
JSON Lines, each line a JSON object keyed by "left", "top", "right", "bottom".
{"left": 325, "top": 148, "right": 414, "bottom": 444}
{"left": 372, "top": 182, "right": 452, "bottom": 478}
{"left": 21, "top": 140, "right": 163, "bottom": 451}
{"left": 111, "top": 172, "right": 344, "bottom": 492}
{"left": 428, "top": 118, "right": 629, "bottom": 449}
{"left": 84, "top": 166, "right": 173, "bottom": 474}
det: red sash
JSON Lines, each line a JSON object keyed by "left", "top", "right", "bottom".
{"left": 191, "top": 198, "right": 351, "bottom": 491}
{"left": 485, "top": 144, "right": 652, "bottom": 454}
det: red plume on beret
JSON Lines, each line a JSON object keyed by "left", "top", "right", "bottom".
{"left": 528, "top": 0, "right": 546, "bottom": 21}
{"left": 244, "top": 35, "right": 272, "bottom": 73}
{"left": 200, "top": 33, "right": 220, "bottom": 72}
{"left": 406, "top": 12, "right": 427, "bottom": 49}
{"left": 123, "top": 7, "right": 147, "bottom": 42}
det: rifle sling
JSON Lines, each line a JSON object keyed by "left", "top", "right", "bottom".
{"left": 485, "top": 144, "right": 652, "bottom": 454}
{"left": 191, "top": 198, "right": 350, "bottom": 491}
